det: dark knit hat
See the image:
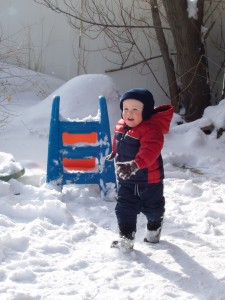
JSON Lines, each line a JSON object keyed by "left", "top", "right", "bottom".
{"left": 120, "top": 88, "right": 155, "bottom": 120}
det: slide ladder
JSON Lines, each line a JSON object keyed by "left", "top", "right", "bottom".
{"left": 46, "top": 95, "right": 116, "bottom": 198}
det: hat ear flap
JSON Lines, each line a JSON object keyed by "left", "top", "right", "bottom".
{"left": 142, "top": 109, "right": 154, "bottom": 120}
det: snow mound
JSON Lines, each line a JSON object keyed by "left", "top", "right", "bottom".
{"left": 21, "top": 74, "right": 120, "bottom": 134}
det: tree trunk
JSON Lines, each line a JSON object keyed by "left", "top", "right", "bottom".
{"left": 150, "top": 0, "right": 180, "bottom": 113}
{"left": 162, "top": 0, "right": 211, "bottom": 121}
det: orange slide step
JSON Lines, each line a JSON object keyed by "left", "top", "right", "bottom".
{"left": 62, "top": 132, "right": 97, "bottom": 170}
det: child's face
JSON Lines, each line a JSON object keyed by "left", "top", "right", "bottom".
{"left": 122, "top": 99, "right": 144, "bottom": 127}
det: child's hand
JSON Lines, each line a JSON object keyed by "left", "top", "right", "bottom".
{"left": 116, "top": 160, "right": 138, "bottom": 180}
{"left": 105, "top": 152, "right": 116, "bottom": 160}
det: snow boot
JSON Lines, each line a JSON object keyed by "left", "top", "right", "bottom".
{"left": 111, "top": 238, "right": 134, "bottom": 250}
{"left": 144, "top": 218, "right": 163, "bottom": 244}
{"left": 111, "top": 223, "right": 136, "bottom": 250}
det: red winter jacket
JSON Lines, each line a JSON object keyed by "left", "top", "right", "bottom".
{"left": 112, "top": 104, "right": 174, "bottom": 184}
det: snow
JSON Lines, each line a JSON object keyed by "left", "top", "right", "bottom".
{"left": 1, "top": 64, "right": 225, "bottom": 299}
{"left": 187, "top": 0, "right": 198, "bottom": 19}
{"left": 0, "top": 152, "right": 22, "bottom": 176}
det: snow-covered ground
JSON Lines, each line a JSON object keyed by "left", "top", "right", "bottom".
{"left": 0, "top": 65, "right": 225, "bottom": 300}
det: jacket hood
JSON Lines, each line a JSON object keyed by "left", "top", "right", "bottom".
{"left": 148, "top": 104, "right": 174, "bottom": 134}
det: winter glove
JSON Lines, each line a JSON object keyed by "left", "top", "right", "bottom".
{"left": 105, "top": 151, "right": 116, "bottom": 161}
{"left": 116, "top": 160, "right": 138, "bottom": 180}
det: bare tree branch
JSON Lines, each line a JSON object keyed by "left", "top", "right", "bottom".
{"left": 32, "top": 0, "right": 225, "bottom": 121}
